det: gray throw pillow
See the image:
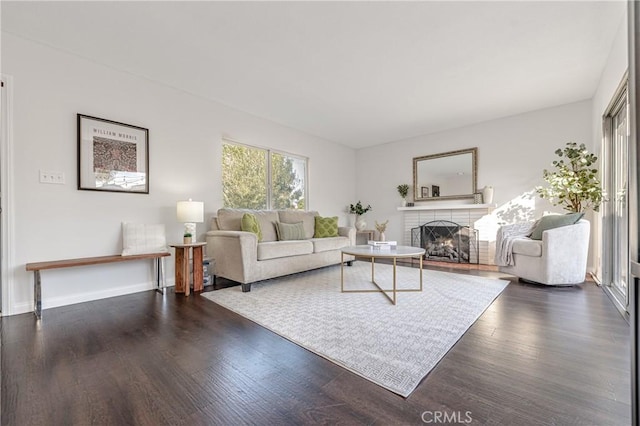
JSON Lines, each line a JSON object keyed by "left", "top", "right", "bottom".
{"left": 275, "top": 221, "right": 306, "bottom": 241}
{"left": 529, "top": 213, "right": 584, "bottom": 240}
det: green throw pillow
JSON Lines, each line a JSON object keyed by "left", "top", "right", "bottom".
{"left": 241, "top": 213, "right": 262, "bottom": 241}
{"left": 314, "top": 216, "right": 339, "bottom": 238}
{"left": 275, "top": 221, "right": 306, "bottom": 241}
{"left": 529, "top": 213, "right": 584, "bottom": 240}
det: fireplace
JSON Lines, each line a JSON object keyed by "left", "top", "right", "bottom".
{"left": 411, "top": 220, "right": 478, "bottom": 264}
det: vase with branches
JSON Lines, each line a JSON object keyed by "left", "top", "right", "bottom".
{"left": 349, "top": 201, "right": 372, "bottom": 230}
{"left": 375, "top": 220, "right": 389, "bottom": 241}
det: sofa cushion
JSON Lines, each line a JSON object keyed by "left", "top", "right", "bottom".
{"left": 529, "top": 213, "right": 584, "bottom": 240}
{"left": 314, "top": 216, "right": 339, "bottom": 238}
{"left": 511, "top": 238, "right": 543, "bottom": 257}
{"left": 257, "top": 240, "right": 313, "bottom": 260}
{"left": 241, "top": 213, "right": 263, "bottom": 241}
{"left": 311, "top": 236, "right": 350, "bottom": 253}
{"left": 275, "top": 221, "right": 306, "bottom": 241}
{"left": 278, "top": 210, "right": 318, "bottom": 239}
{"left": 217, "top": 209, "right": 279, "bottom": 242}
{"left": 209, "top": 216, "right": 221, "bottom": 231}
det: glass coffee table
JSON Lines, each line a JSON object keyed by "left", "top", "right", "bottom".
{"left": 341, "top": 245, "right": 426, "bottom": 305}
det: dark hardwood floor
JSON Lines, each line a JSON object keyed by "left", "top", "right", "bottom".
{"left": 2, "top": 263, "right": 630, "bottom": 425}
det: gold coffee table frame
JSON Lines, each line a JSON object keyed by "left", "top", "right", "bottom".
{"left": 341, "top": 245, "right": 426, "bottom": 305}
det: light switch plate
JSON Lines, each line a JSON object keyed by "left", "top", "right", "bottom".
{"left": 39, "top": 170, "right": 65, "bottom": 184}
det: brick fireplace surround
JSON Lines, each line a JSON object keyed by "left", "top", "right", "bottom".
{"left": 398, "top": 204, "right": 497, "bottom": 265}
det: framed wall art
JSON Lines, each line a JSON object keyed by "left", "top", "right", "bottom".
{"left": 431, "top": 185, "right": 440, "bottom": 197}
{"left": 77, "top": 114, "right": 149, "bottom": 194}
{"left": 421, "top": 186, "right": 429, "bottom": 198}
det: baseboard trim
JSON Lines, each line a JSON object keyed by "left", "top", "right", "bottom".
{"left": 44, "top": 282, "right": 155, "bottom": 310}
{"left": 10, "top": 301, "right": 32, "bottom": 316}
{"left": 8, "top": 278, "right": 176, "bottom": 316}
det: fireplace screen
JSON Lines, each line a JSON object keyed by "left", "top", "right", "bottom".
{"left": 411, "top": 220, "right": 478, "bottom": 264}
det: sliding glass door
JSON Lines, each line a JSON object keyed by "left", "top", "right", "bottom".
{"left": 604, "top": 79, "right": 630, "bottom": 314}
{"left": 628, "top": 1, "right": 639, "bottom": 422}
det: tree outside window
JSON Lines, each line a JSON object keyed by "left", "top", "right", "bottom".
{"left": 222, "top": 142, "right": 307, "bottom": 210}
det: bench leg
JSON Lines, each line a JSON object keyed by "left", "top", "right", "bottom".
{"left": 33, "top": 270, "right": 42, "bottom": 320}
{"left": 241, "top": 283, "right": 252, "bottom": 292}
{"left": 161, "top": 258, "right": 166, "bottom": 289}
{"left": 155, "top": 257, "right": 166, "bottom": 295}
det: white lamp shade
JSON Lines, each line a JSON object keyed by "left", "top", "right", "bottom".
{"left": 176, "top": 200, "right": 204, "bottom": 223}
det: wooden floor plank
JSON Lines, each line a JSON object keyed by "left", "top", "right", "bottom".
{"left": 1, "top": 264, "right": 631, "bottom": 425}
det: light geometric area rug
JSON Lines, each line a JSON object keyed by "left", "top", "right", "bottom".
{"left": 201, "top": 262, "right": 509, "bottom": 397}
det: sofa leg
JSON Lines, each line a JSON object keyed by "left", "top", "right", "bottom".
{"left": 241, "top": 283, "right": 252, "bottom": 292}
{"left": 346, "top": 261, "right": 353, "bottom": 267}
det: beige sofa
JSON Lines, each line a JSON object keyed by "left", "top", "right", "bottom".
{"left": 206, "top": 208, "right": 355, "bottom": 292}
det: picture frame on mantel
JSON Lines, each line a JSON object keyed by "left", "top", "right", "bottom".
{"left": 77, "top": 114, "right": 149, "bottom": 194}
{"left": 421, "top": 186, "right": 429, "bottom": 198}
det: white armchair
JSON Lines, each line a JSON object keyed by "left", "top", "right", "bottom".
{"left": 497, "top": 219, "right": 590, "bottom": 285}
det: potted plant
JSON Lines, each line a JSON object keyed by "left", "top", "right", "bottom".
{"left": 183, "top": 232, "right": 193, "bottom": 244}
{"left": 535, "top": 142, "right": 603, "bottom": 212}
{"left": 397, "top": 184, "right": 409, "bottom": 206}
{"left": 349, "top": 201, "right": 372, "bottom": 230}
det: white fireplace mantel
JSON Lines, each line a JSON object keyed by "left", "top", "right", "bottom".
{"left": 397, "top": 203, "right": 496, "bottom": 212}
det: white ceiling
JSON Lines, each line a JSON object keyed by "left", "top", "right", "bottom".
{"left": 1, "top": 1, "right": 626, "bottom": 149}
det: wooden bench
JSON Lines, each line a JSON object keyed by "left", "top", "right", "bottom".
{"left": 26, "top": 252, "right": 171, "bottom": 319}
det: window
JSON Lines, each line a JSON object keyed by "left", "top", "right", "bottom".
{"left": 222, "top": 141, "right": 307, "bottom": 210}
{"left": 222, "top": 143, "right": 267, "bottom": 209}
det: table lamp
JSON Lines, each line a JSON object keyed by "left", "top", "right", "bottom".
{"left": 176, "top": 198, "right": 204, "bottom": 241}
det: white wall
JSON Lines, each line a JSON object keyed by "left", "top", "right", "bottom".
{"left": 3, "top": 33, "right": 356, "bottom": 315}
{"left": 356, "top": 100, "right": 593, "bottom": 252}
{"left": 590, "top": 12, "right": 628, "bottom": 280}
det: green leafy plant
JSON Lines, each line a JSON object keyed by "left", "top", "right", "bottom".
{"left": 535, "top": 142, "right": 603, "bottom": 213}
{"left": 184, "top": 232, "right": 193, "bottom": 238}
{"left": 397, "top": 184, "right": 409, "bottom": 198}
{"left": 349, "top": 201, "right": 372, "bottom": 215}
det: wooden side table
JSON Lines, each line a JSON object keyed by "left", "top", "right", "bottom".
{"left": 356, "top": 229, "right": 375, "bottom": 245}
{"left": 170, "top": 242, "right": 207, "bottom": 296}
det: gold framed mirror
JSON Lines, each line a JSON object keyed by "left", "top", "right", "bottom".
{"left": 413, "top": 148, "right": 478, "bottom": 201}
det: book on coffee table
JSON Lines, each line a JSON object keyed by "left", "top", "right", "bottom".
{"left": 368, "top": 240, "right": 397, "bottom": 247}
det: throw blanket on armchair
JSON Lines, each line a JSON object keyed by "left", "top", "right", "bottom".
{"left": 495, "top": 222, "right": 535, "bottom": 266}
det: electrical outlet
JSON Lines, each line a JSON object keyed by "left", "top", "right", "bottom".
{"left": 53, "top": 172, "right": 65, "bottom": 184}
{"left": 39, "top": 170, "right": 65, "bottom": 185}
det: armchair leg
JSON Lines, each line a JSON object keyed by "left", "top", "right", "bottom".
{"left": 241, "top": 283, "right": 252, "bottom": 292}
{"left": 346, "top": 261, "right": 353, "bottom": 267}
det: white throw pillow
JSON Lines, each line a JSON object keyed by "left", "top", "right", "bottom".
{"left": 121, "top": 223, "right": 169, "bottom": 256}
